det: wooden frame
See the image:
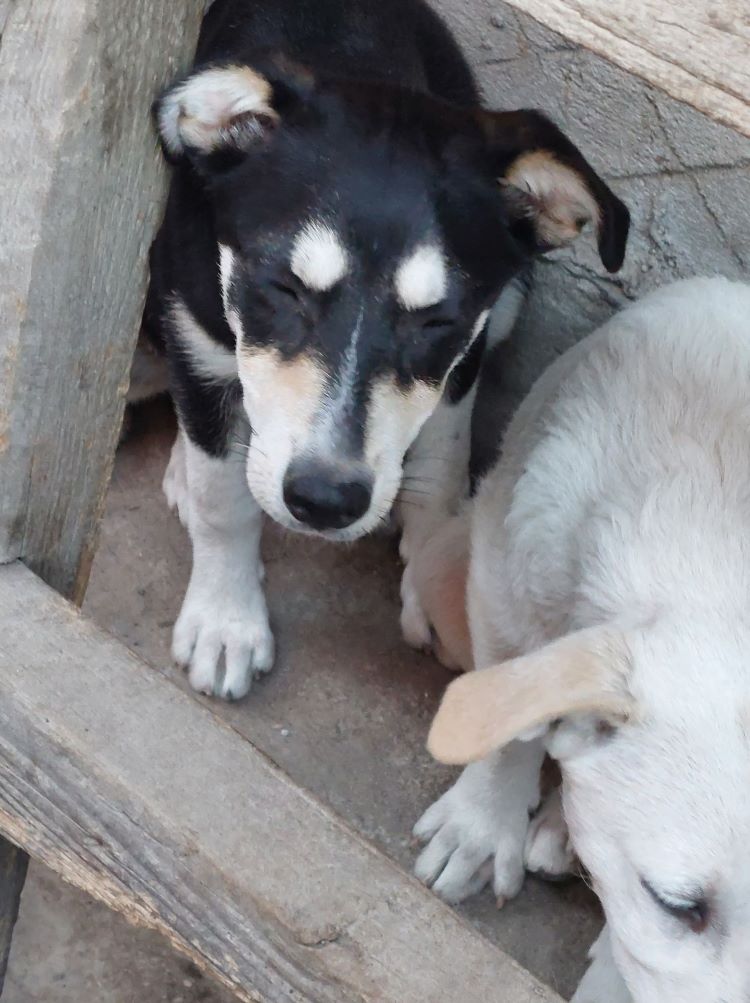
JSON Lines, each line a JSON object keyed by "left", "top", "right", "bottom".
{"left": 0, "top": 563, "right": 560, "bottom": 1003}
{"left": 0, "top": 0, "right": 746, "bottom": 998}
{"left": 0, "top": 0, "right": 204, "bottom": 986}
{"left": 502, "top": 0, "right": 750, "bottom": 138}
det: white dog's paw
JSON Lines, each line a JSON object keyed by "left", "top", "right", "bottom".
{"left": 172, "top": 588, "right": 275, "bottom": 701}
{"left": 571, "top": 928, "right": 632, "bottom": 1003}
{"left": 163, "top": 433, "right": 188, "bottom": 524}
{"left": 524, "top": 786, "right": 577, "bottom": 881}
{"left": 413, "top": 761, "right": 531, "bottom": 905}
{"left": 400, "top": 563, "right": 432, "bottom": 651}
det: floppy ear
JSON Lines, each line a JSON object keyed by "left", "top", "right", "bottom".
{"left": 154, "top": 57, "right": 314, "bottom": 167}
{"left": 483, "top": 110, "right": 630, "bottom": 272}
{"left": 427, "top": 626, "right": 634, "bottom": 765}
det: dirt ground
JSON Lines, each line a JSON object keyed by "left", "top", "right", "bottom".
{"left": 5, "top": 397, "right": 600, "bottom": 1003}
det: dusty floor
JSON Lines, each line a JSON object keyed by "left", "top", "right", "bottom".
{"left": 6, "top": 398, "right": 600, "bottom": 1003}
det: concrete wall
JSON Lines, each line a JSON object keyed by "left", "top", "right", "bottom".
{"left": 431, "top": 0, "right": 750, "bottom": 404}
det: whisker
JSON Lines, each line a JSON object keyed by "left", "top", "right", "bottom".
{"left": 398, "top": 487, "right": 434, "bottom": 498}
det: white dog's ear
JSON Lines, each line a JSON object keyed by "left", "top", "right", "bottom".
{"left": 155, "top": 58, "right": 314, "bottom": 163}
{"left": 427, "top": 626, "right": 634, "bottom": 765}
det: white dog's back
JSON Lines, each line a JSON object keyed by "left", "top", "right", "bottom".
{"left": 470, "top": 276, "right": 750, "bottom": 667}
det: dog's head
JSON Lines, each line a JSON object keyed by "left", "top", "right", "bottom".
{"left": 429, "top": 621, "right": 750, "bottom": 1002}
{"left": 156, "top": 59, "right": 629, "bottom": 538}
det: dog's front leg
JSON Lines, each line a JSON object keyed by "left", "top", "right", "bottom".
{"left": 167, "top": 429, "right": 274, "bottom": 700}
{"left": 413, "top": 739, "right": 545, "bottom": 904}
{"left": 571, "top": 927, "right": 632, "bottom": 1003}
{"left": 398, "top": 388, "right": 475, "bottom": 564}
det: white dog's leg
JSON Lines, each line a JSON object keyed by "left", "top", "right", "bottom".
{"left": 400, "top": 511, "right": 472, "bottom": 671}
{"left": 524, "top": 784, "right": 577, "bottom": 880}
{"left": 169, "top": 434, "right": 274, "bottom": 700}
{"left": 398, "top": 388, "right": 475, "bottom": 564}
{"left": 414, "top": 739, "right": 545, "bottom": 904}
{"left": 163, "top": 427, "right": 188, "bottom": 523}
{"left": 572, "top": 927, "right": 632, "bottom": 1003}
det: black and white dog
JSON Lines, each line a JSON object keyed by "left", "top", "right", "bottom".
{"left": 145, "top": 0, "right": 629, "bottom": 700}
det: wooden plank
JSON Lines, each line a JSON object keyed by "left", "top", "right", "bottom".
{"left": 0, "top": 0, "right": 204, "bottom": 603}
{"left": 0, "top": 563, "right": 562, "bottom": 1003}
{"left": 502, "top": 0, "right": 750, "bottom": 138}
{"left": 0, "top": 838, "right": 28, "bottom": 994}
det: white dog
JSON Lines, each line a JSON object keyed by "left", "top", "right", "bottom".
{"left": 407, "top": 277, "right": 750, "bottom": 1002}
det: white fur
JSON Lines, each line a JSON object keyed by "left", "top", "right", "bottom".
{"left": 524, "top": 786, "right": 576, "bottom": 879}
{"left": 167, "top": 432, "right": 274, "bottom": 699}
{"left": 158, "top": 66, "right": 275, "bottom": 156}
{"left": 290, "top": 220, "right": 350, "bottom": 292}
{"left": 414, "top": 743, "right": 545, "bottom": 904}
{"left": 395, "top": 244, "right": 448, "bottom": 311}
{"left": 571, "top": 928, "right": 632, "bottom": 1003}
{"left": 414, "top": 277, "right": 750, "bottom": 1002}
{"left": 171, "top": 298, "right": 238, "bottom": 382}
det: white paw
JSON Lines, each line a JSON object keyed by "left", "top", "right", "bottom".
{"left": 413, "top": 759, "right": 532, "bottom": 905}
{"left": 524, "top": 786, "right": 577, "bottom": 881}
{"left": 400, "top": 563, "right": 432, "bottom": 651}
{"left": 172, "top": 587, "right": 275, "bottom": 701}
{"left": 163, "top": 433, "right": 188, "bottom": 524}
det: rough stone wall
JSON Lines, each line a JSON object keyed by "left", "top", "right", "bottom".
{"left": 431, "top": 0, "right": 750, "bottom": 404}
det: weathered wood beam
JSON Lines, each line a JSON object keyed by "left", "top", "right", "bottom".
{"left": 0, "top": 0, "right": 204, "bottom": 603}
{"left": 0, "top": 839, "right": 28, "bottom": 995}
{"left": 0, "top": 563, "right": 562, "bottom": 1003}
{"left": 502, "top": 0, "right": 750, "bottom": 138}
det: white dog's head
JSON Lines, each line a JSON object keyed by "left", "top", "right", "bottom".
{"left": 428, "top": 620, "right": 750, "bottom": 1003}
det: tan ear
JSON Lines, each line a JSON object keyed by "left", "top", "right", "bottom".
{"left": 483, "top": 109, "right": 630, "bottom": 272}
{"left": 157, "top": 65, "right": 279, "bottom": 157}
{"left": 504, "top": 150, "right": 603, "bottom": 251}
{"left": 427, "top": 626, "right": 634, "bottom": 765}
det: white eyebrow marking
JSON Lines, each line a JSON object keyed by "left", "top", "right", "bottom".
{"left": 290, "top": 220, "right": 350, "bottom": 292}
{"left": 395, "top": 244, "right": 448, "bottom": 311}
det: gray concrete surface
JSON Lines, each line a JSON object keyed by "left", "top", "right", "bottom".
{"left": 5, "top": 4, "right": 748, "bottom": 1002}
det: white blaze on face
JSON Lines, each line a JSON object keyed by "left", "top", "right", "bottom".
{"left": 395, "top": 244, "right": 448, "bottom": 311}
{"left": 236, "top": 344, "right": 328, "bottom": 522}
{"left": 364, "top": 375, "right": 442, "bottom": 516}
{"left": 290, "top": 220, "right": 350, "bottom": 292}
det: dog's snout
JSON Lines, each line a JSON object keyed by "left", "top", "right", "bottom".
{"left": 283, "top": 461, "right": 372, "bottom": 531}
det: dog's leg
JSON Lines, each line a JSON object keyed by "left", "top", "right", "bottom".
{"left": 398, "top": 389, "right": 475, "bottom": 564}
{"left": 400, "top": 510, "right": 472, "bottom": 671}
{"left": 414, "top": 738, "right": 545, "bottom": 904}
{"left": 169, "top": 433, "right": 274, "bottom": 700}
{"left": 163, "top": 427, "right": 188, "bottom": 524}
{"left": 524, "top": 784, "right": 577, "bottom": 881}
{"left": 571, "top": 927, "right": 632, "bottom": 1003}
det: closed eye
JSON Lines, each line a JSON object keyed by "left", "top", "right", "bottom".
{"left": 270, "top": 280, "right": 302, "bottom": 302}
{"left": 642, "top": 879, "right": 710, "bottom": 934}
{"left": 421, "top": 316, "right": 457, "bottom": 332}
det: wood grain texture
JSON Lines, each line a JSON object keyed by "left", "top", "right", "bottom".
{"left": 0, "top": 838, "right": 28, "bottom": 992}
{"left": 0, "top": 0, "right": 204, "bottom": 602}
{"left": 0, "top": 562, "right": 562, "bottom": 1003}
{"left": 501, "top": 0, "right": 750, "bottom": 137}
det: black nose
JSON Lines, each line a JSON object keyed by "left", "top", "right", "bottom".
{"left": 283, "top": 462, "right": 372, "bottom": 531}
